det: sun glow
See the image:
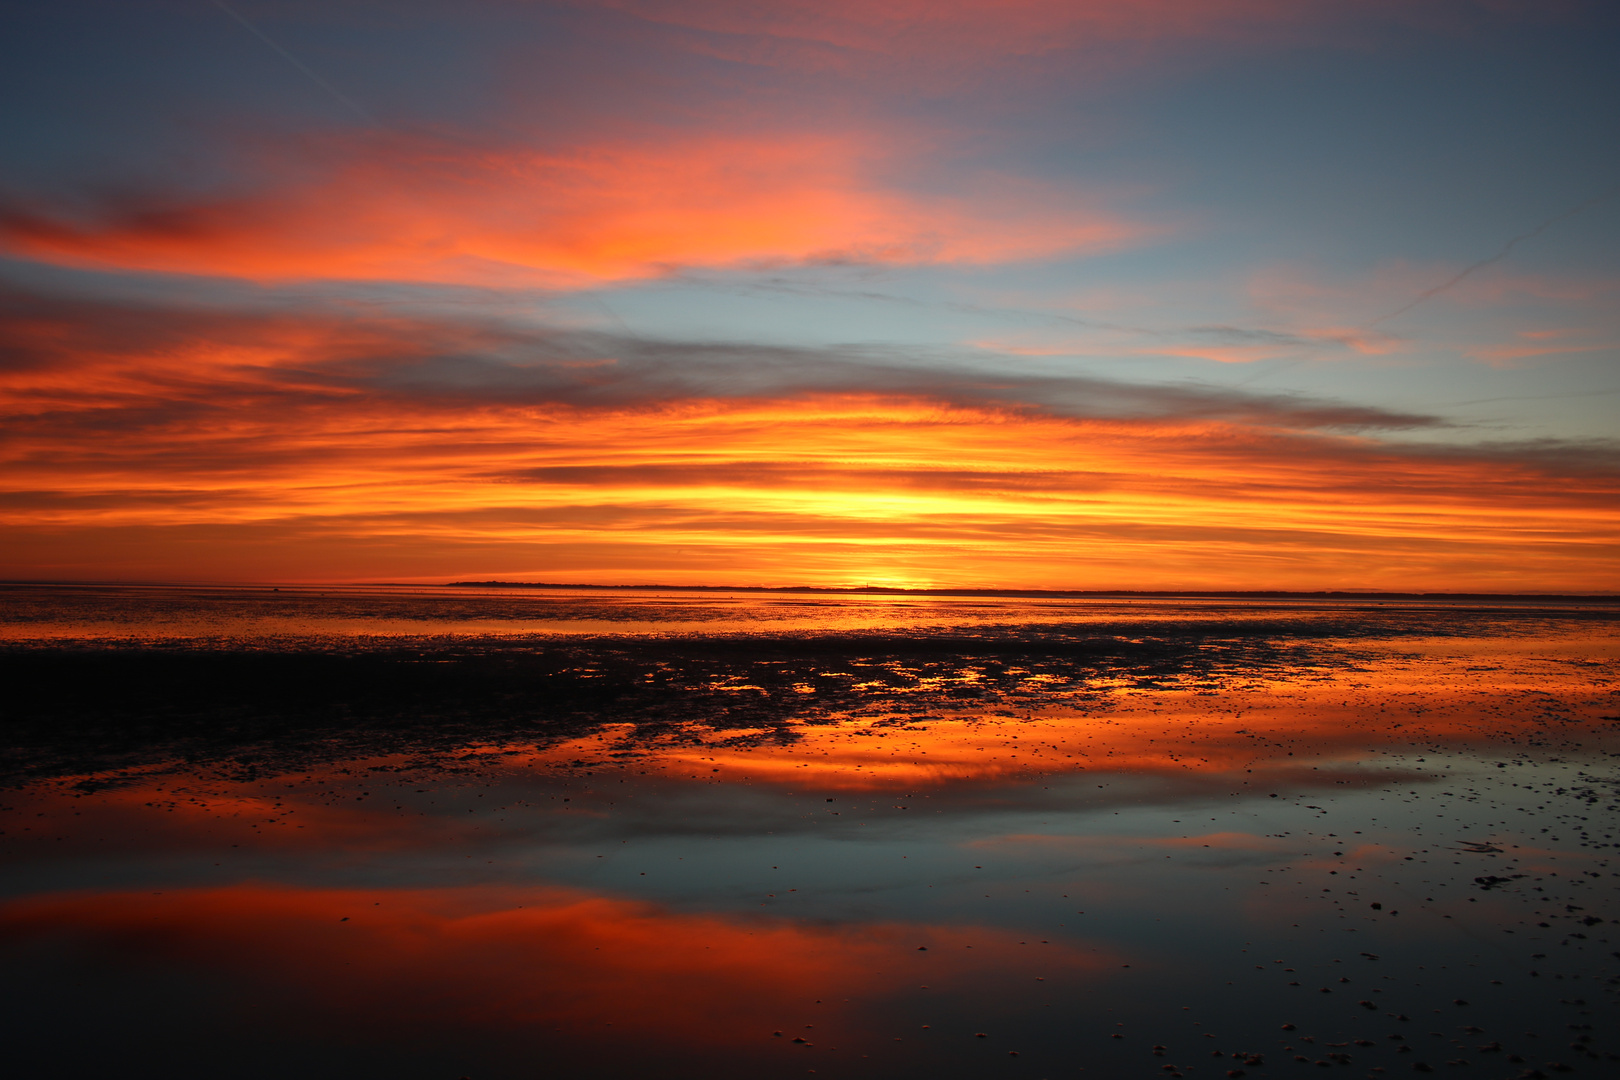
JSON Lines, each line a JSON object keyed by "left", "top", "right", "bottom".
{"left": 3, "top": 372, "right": 1615, "bottom": 586}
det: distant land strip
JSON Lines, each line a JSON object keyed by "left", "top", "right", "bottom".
{"left": 446, "top": 582, "right": 1618, "bottom": 602}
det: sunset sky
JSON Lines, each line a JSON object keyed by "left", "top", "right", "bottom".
{"left": 2, "top": 0, "right": 1617, "bottom": 590}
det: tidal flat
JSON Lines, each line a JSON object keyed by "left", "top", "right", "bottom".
{"left": 2, "top": 585, "right": 1617, "bottom": 1079}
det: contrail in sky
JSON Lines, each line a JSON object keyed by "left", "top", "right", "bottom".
{"left": 210, "top": 0, "right": 376, "bottom": 126}
{"left": 1367, "top": 182, "right": 1620, "bottom": 328}
{"left": 1233, "top": 180, "right": 1620, "bottom": 389}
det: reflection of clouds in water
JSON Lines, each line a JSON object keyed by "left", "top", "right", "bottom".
{"left": 515, "top": 663, "right": 1600, "bottom": 793}
{"left": 0, "top": 883, "right": 1116, "bottom": 1045}
{"left": 2, "top": 612, "right": 1616, "bottom": 1077}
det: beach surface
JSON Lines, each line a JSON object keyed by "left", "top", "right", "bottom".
{"left": 3, "top": 585, "right": 1617, "bottom": 1078}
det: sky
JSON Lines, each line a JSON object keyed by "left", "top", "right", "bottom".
{"left": 1, "top": 0, "right": 1617, "bottom": 590}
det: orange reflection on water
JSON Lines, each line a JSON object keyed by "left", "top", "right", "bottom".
{"left": 0, "top": 883, "right": 1113, "bottom": 1042}
{"left": 21, "top": 782, "right": 488, "bottom": 857}
{"left": 520, "top": 654, "right": 1613, "bottom": 790}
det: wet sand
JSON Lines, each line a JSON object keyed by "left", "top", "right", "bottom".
{"left": 2, "top": 586, "right": 1616, "bottom": 1078}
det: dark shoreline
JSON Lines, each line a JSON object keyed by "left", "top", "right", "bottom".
{"left": 4, "top": 580, "right": 1615, "bottom": 603}
{"left": 0, "top": 629, "right": 1315, "bottom": 786}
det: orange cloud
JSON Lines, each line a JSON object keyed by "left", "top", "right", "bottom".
{"left": 1462, "top": 341, "right": 1613, "bottom": 367}
{"left": 2, "top": 285, "right": 1616, "bottom": 589}
{"left": 5, "top": 393, "right": 1616, "bottom": 588}
{"left": 1137, "top": 327, "right": 1403, "bottom": 364}
{"left": 0, "top": 132, "right": 1142, "bottom": 286}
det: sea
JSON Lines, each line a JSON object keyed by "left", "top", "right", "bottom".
{"left": 2, "top": 583, "right": 1617, "bottom": 1078}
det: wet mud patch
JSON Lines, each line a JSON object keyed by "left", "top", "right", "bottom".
{"left": 0, "top": 628, "right": 1376, "bottom": 785}
{"left": 1, "top": 589, "right": 1617, "bottom": 1078}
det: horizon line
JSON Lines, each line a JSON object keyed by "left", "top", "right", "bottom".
{"left": 442, "top": 581, "right": 1619, "bottom": 601}
{"left": 3, "top": 579, "right": 1617, "bottom": 601}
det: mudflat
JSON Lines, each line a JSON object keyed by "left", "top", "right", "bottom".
{"left": 2, "top": 585, "right": 1617, "bottom": 1078}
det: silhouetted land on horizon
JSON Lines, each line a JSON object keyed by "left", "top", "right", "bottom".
{"left": 448, "top": 581, "right": 1618, "bottom": 602}
{"left": 2, "top": 581, "right": 1614, "bottom": 601}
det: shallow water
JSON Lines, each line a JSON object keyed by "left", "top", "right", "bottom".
{"left": 2, "top": 587, "right": 1617, "bottom": 1078}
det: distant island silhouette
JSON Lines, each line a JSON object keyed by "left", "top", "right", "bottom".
{"left": 446, "top": 582, "right": 1613, "bottom": 601}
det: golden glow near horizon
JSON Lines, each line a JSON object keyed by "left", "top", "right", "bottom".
{"left": 3, "top": 370, "right": 1614, "bottom": 587}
